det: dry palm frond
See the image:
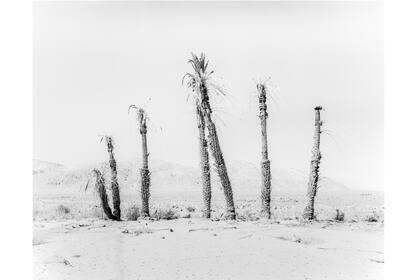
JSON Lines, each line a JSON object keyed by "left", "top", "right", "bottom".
{"left": 128, "top": 105, "right": 147, "bottom": 127}
{"left": 99, "top": 134, "right": 114, "bottom": 150}
{"left": 182, "top": 52, "right": 222, "bottom": 104}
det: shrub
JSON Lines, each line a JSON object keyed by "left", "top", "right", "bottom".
{"left": 335, "top": 209, "right": 345, "bottom": 222}
{"left": 186, "top": 206, "right": 196, "bottom": 212}
{"left": 56, "top": 204, "right": 70, "bottom": 215}
{"left": 237, "top": 209, "right": 259, "bottom": 222}
{"left": 125, "top": 205, "right": 141, "bottom": 221}
{"left": 152, "top": 208, "right": 178, "bottom": 220}
{"left": 365, "top": 213, "right": 379, "bottom": 223}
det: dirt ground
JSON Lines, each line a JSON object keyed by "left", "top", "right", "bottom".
{"left": 33, "top": 217, "right": 383, "bottom": 280}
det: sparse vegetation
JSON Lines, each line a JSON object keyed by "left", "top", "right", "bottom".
{"left": 125, "top": 205, "right": 141, "bottom": 221}
{"left": 152, "top": 208, "right": 178, "bottom": 220}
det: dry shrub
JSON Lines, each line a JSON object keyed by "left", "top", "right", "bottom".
{"left": 56, "top": 204, "right": 71, "bottom": 215}
{"left": 365, "top": 212, "right": 379, "bottom": 223}
{"left": 186, "top": 206, "right": 196, "bottom": 212}
{"left": 335, "top": 209, "right": 345, "bottom": 222}
{"left": 152, "top": 208, "right": 178, "bottom": 220}
{"left": 237, "top": 209, "right": 259, "bottom": 222}
{"left": 125, "top": 205, "right": 141, "bottom": 221}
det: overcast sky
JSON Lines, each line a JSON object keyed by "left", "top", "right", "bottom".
{"left": 33, "top": 1, "right": 383, "bottom": 190}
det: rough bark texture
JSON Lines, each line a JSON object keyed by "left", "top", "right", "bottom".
{"left": 204, "top": 114, "right": 236, "bottom": 220}
{"left": 303, "top": 106, "right": 323, "bottom": 220}
{"left": 196, "top": 104, "right": 212, "bottom": 218}
{"left": 199, "top": 83, "right": 235, "bottom": 220}
{"left": 140, "top": 121, "right": 150, "bottom": 217}
{"left": 92, "top": 169, "right": 120, "bottom": 221}
{"left": 106, "top": 138, "right": 121, "bottom": 220}
{"left": 258, "top": 84, "right": 271, "bottom": 219}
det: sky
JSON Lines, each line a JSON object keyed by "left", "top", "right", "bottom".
{"left": 33, "top": 1, "right": 383, "bottom": 190}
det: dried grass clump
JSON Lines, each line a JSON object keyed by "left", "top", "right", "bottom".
{"left": 56, "top": 204, "right": 71, "bottom": 215}
{"left": 125, "top": 205, "right": 141, "bottom": 221}
{"left": 237, "top": 209, "right": 260, "bottom": 222}
{"left": 152, "top": 208, "right": 178, "bottom": 220}
{"left": 186, "top": 206, "right": 196, "bottom": 212}
{"left": 335, "top": 209, "right": 345, "bottom": 222}
{"left": 365, "top": 212, "right": 379, "bottom": 223}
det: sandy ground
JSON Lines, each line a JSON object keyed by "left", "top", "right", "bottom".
{"left": 33, "top": 218, "right": 383, "bottom": 280}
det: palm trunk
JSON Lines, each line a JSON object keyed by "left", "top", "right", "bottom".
{"left": 140, "top": 122, "right": 150, "bottom": 217}
{"left": 202, "top": 111, "right": 235, "bottom": 219}
{"left": 93, "top": 169, "right": 120, "bottom": 221}
{"left": 106, "top": 139, "right": 121, "bottom": 220}
{"left": 303, "top": 106, "right": 323, "bottom": 220}
{"left": 200, "top": 84, "right": 235, "bottom": 220}
{"left": 196, "top": 104, "right": 212, "bottom": 218}
{"left": 258, "top": 84, "right": 271, "bottom": 219}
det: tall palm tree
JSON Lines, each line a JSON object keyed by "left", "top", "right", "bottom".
{"left": 257, "top": 83, "right": 271, "bottom": 219}
{"left": 183, "top": 53, "right": 236, "bottom": 220}
{"left": 89, "top": 169, "right": 120, "bottom": 221}
{"left": 129, "top": 105, "right": 150, "bottom": 217}
{"left": 196, "top": 101, "right": 212, "bottom": 218}
{"left": 303, "top": 106, "right": 323, "bottom": 220}
{"left": 100, "top": 135, "right": 121, "bottom": 220}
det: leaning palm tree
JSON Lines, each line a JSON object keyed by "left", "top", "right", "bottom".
{"left": 129, "top": 105, "right": 150, "bottom": 217}
{"left": 100, "top": 135, "right": 121, "bottom": 220}
{"left": 303, "top": 106, "right": 323, "bottom": 220}
{"left": 183, "top": 53, "right": 235, "bottom": 220}
{"left": 257, "top": 83, "right": 272, "bottom": 219}
{"left": 86, "top": 169, "right": 120, "bottom": 221}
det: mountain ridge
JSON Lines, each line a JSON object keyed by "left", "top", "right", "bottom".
{"left": 33, "top": 158, "right": 350, "bottom": 194}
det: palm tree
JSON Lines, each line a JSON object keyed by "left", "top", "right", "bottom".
{"left": 183, "top": 53, "right": 235, "bottom": 220}
{"left": 303, "top": 106, "right": 323, "bottom": 220}
{"left": 100, "top": 135, "right": 121, "bottom": 220}
{"left": 88, "top": 169, "right": 120, "bottom": 221}
{"left": 129, "top": 105, "right": 150, "bottom": 217}
{"left": 257, "top": 83, "right": 271, "bottom": 219}
{"left": 196, "top": 101, "right": 212, "bottom": 218}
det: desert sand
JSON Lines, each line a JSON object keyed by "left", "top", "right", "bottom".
{"left": 33, "top": 159, "right": 383, "bottom": 280}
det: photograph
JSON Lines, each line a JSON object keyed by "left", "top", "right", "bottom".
{"left": 32, "top": 1, "right": 384, "bottom": 279}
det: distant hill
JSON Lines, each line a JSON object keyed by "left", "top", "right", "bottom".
{"left": 33, "top": 158, "right": 350, "bottom": 194}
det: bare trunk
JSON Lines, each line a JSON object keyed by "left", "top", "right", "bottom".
{"left": 303, "top": 106, "right": 323, "bottom": 220}
{"left": 107, "top": 140, "right": 121, "bottom": 220}
{"left": 258, "top": 84, "right": 271, "bottom": 219}
{"left": 140, "top": 123, "right": 150, "bottom": 217}
{"left": 196, "top": 104, "right": 211, "bottom": 218}
{"left": 93, "top": 170, "right": 120, "bottom": 221}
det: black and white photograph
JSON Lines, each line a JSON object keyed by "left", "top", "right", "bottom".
{"left": 30, "top": 1, "right": 385, "bottom": 279}
{"left": 11, "top": 0, "right": 420, "bottom": 279}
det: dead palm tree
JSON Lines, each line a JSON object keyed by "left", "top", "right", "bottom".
{"left": 257, "top": 83, "right": 271, "bottom": 219}
{"left": 303, "top": 106, "right": 323, "bottom": 220}
{"left": 100, "top": 135, "right": 121, "bottom": 220}
{"left": 183, "top": 53, "right": 235, "bottom": 220}
{"left": 86, "top": 169, "right": 120, "bottom": 221}
{"left": 129, "top": 105, "right": 150, "bottom": 217}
